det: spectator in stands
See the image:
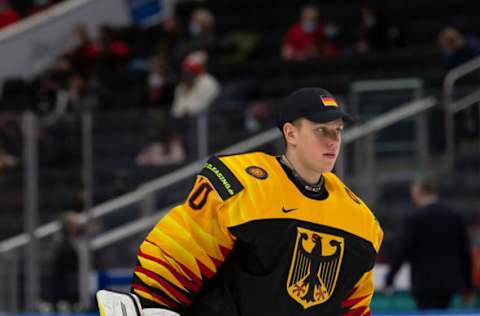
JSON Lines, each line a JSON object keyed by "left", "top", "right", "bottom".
{"left": 438, "top": 26, "right": 480, "bottom": 70}
{"left": 136, "top": 109, "right": 185, "bottom": 166}
{"left": 173, "top": 8, "right": 216, "bottom": 64}
{"left": 384, "top": 175, "right": 473, "bottom": 310}
{"left": 98, "top": 25, "right": 130, "bottom": 61}
{"left": 64, "top": 74, "right": 98, "bottom": 113}
{"left": 244, "top": 100, "right": 272, "bottom": 133}
{"left": 95, "top": 25, "right": 131, "bottom": 80}
{"left": 281, "top": 4, "right": 339, "bottom": 61}
{"left": 170, "top": 51, "right": 220, "bottom": 119}
{"left": 0, "top": 0, "right": 20, "bottom": 29}
{"left": 35, "top": 56, "right": 72, "bottom": 114}
{"left": 44, "top": 73, "right": 98, "bottom": 124}
{"left": 355, "top": 2, "right": 406, "bottom": 53}
{"left": 147, "top": 53, "right": 175, "bottom": 109}
{"left": 68, "top": 24, "right": 100, "bottom": 75}
{"left": 51, "top": 211, "right": 83, "bottom": 310}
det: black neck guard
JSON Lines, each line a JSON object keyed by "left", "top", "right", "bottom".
{"left": 277, "top": 156, "right": 328, "bottom": 200}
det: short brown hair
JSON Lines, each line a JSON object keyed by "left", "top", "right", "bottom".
{"left": 414, "top": 175, "right": 439, "bottom": 195}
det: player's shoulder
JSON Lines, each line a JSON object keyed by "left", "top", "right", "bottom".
{"left": 199, "top": 151, "right": 276, "bottom": 201}
{"left": 324, "top": 172, "right": 367, "bottom": 206}
{"left": 324, "top": 172, "right": 383, "bottom": 249}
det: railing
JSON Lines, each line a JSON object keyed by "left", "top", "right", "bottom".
{"left": 0, "top": 252, "right": 18, "bottom": 312}
{"left": 347, "top": 78, "right": 427, "bottom": 203}
{"left": 349, "top": 78, "right": 424, "bottom": 116}
{"left": 443, "top": 55, "right": 480, "bottom": 169}
{"left": 0, "top": 95, "right": 437, "bottom": 311}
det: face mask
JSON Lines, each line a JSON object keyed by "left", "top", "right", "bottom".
{"left": 189, "top": 22, "right": 201, "bottom": 36}
{"left": 301, "top": 21, "right": 316, "bottom": 33}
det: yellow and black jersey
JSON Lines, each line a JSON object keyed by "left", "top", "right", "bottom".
{"left": 131, "top": 152, "right": 383, "bottom": 316}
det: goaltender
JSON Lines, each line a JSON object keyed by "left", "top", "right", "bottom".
{"left": 97, "top": 87, "right": 383, "bottom": 316}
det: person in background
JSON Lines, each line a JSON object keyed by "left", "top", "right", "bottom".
{"left": 384, "top": 176, "right": 474, "bottom": 310}
{"left": 438, "top": 26, "right": 480, "bottom": 70}
{"left": 188, "top": 8, "right": 215, "bottom": 38}
{"left": 244, "top": 100, "right": 272, "bottom": 133}
{"left": 44, "top": 73, "right": 98, "bottom": 124}
{"left": 281, "top": 4, "right": 339, "bottom": 61}
{"left": 173, "top": 8, "right": 216, "bottom": 63}
{"left": 136, "top": 110, "right": 185, "bottom": 167}
{"left": 170, "top": 51, "right": 220, "bottom": 119}
{"left": 95, "top": 24, "right": 131, "bottom": 80}
{"left": 51, "top": 211, "right": 83, "bottom": 311}
{"left": 355, "top": 2, "right": 406, "bottom": 53}
{"left": 68, "top": 24, "right": 101, "bottom": 75}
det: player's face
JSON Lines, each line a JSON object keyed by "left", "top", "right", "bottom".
{"left": 295, "top": 118, "right": 344, "bottom": 173}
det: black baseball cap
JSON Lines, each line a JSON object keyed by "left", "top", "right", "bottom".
{"left": 276, "top": 87, "right": 354, "bottom": 129}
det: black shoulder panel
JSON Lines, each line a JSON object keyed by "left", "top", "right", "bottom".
{"left": 200, "top": 156, "right": 244, "bottom": 201}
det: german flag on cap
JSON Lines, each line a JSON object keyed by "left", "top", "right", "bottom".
{"left": 321, "top": 95, "right": 338, "bottom": 107}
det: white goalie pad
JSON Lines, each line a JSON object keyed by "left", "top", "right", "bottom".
{"left": 97, "top": 290, "right": 180, "bottom": 316}
{"left": 97, "top": 290, "right": 142, "bottom": 316}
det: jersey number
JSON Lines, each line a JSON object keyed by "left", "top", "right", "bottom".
{"left": 189, "top": 182, "right": 213, "bottom": 210}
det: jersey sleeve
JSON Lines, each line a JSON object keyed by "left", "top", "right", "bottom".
{"left": 340, "top": 270, "right": 375, "bottom": 316}
{"left": 131, "top": 157, "right": 244, "bottom": 312}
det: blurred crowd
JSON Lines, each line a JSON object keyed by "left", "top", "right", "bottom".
{"left": 0, "top": 1, "right": 478, "bottom": 230}
{"left": 1, "top": 1, "right": 478, "bottom": 173}
{"left": 0, "top": 0, "right": 65, "bottom": 29}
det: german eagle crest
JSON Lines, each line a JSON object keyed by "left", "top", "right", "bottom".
{"left": 287, "top": 227, "right": 344, "bottom": 309}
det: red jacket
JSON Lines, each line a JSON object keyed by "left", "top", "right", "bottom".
{"left": 282, "top": 22, "right": 339, "bottom": 61}
{"left": 0, "top": 7, "right": 19, "bottom": 29}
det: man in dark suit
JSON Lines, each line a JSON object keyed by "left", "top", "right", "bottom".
{"left": 385, "top": 176, "right": 473, "bottom": 309}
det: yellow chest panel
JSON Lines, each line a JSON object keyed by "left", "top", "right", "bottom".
{"left": 217, "top": 153, "right": 382, "bottom": 252}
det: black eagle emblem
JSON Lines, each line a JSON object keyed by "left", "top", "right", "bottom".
{"left": 287, "top": 228, "right": 344, "bottom": 309}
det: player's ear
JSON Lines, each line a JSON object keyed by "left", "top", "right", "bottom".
{"left": 283, "top": 122, "right": 299, "bottom": 146}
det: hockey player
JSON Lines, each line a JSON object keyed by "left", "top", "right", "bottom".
{"left": 97, "top": 87, "right": 383, "bottom": 316}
